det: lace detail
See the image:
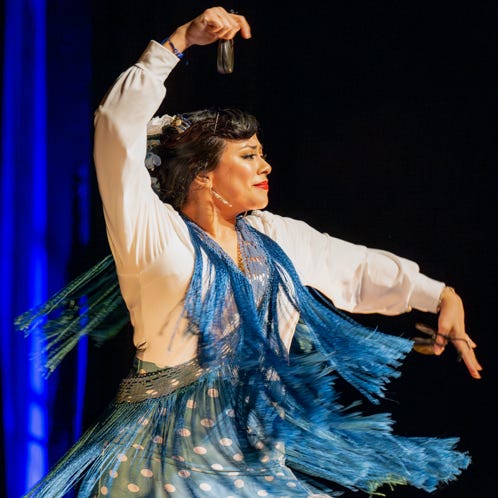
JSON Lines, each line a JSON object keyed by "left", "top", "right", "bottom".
{"left": 116, "top": 359, "right": 205, "bottom": 403}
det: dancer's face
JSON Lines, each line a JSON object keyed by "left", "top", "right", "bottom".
{"left": 208, "top": 134, "right": 272, "bottom": 212}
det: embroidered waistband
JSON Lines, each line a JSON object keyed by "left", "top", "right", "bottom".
{"left": 115, "top": 359, "right": 205, "bottom": 403}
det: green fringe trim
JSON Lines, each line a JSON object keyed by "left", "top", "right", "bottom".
{"left": 14, "top": 255, "right": 128, "bottom": 377}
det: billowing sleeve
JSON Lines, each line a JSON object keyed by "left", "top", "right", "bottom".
{"left": 93, "top": 41, "right": 184, "bottom": 271}
{"left": 247, "top": 210, "right": 444, "bottom": 315}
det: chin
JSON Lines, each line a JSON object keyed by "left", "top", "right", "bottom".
{"left": 237, "top": 195, "right": 269, "bottom": 213}
{"left": 251, "top": 199, "right": 269, "bottom": 211}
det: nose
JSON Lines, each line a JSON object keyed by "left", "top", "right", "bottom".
{"left": 259, "top": 158, "right": 272, "bottom": 175}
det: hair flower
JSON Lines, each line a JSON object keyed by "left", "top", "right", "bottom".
{"left": 145, "top": 151, "right": 162, "bottom": 170}
{"left": 147, "top": 114, "right": 175, "bottom": 136}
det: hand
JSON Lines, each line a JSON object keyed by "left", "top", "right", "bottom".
{"left": 435, "top": 286, "right": 483, "bottom": 379}
{"left": 166, "top": 7, "right": 251, "bottom": 54}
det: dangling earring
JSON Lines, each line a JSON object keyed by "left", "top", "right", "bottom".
{"left": 210, "top": 188, "right": 232, "bottom": 207}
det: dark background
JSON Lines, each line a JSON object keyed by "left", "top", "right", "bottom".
{"left": 4, "top": 0, "right": 497, "bottom": 496}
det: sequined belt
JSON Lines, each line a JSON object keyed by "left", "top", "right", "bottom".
{"left": 115, "top": 359, "right": 205, "bottom": 403}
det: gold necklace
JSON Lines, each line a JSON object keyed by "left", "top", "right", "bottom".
{"left": 237, "top": 240, "right": 245, "bottom": 273}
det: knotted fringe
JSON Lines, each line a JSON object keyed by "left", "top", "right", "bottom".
{"left": 14, "top": 254, "right": 129, "bottom": 376}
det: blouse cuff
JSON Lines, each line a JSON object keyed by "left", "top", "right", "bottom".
{"left": 409, "top": 273, "right": 446, "bottom": 313}
{"left": 136, "top": 40, "right": 180, "bottom": 80}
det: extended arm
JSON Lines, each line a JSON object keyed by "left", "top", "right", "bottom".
{"left": 248, "top": 210, "right": 482, "bottom": 378}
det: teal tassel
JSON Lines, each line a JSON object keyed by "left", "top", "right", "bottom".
{"left": 14, "top": 254, "right": 128, "bottom": 376}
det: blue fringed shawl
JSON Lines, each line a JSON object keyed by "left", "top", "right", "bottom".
{"left": 179, "top": 215, "right": 470, "bottom": 494}
{"left": 17, "top": 214, "right": 470, "bottom": 496}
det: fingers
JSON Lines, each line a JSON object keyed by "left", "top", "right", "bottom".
{"left": 175, "top": 7, "right": 251, "bottom": 53}
{"left": 202, "top": 7, "right": 251, "bottom": 40}
{"left": 443, "top": 331, "right": 483, "bottom": 379}
{"left": 459, "top": 341, "right": 483, "bottom": 379}
{"left": 434, "top": 287, "right": 483, "bottom": 377}
{"left": 233, "top": 13, "right": 252, "bottom": 39}
{"left": 436, "top": 314, "right": 483, "bottom": 378}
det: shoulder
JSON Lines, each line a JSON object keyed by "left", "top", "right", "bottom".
{"left": 245, "top": 210, "right": 322, "bottom": 242}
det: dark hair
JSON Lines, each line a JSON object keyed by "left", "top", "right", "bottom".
{"left": 149, "top": 108, "right": 260, "bottom": 209}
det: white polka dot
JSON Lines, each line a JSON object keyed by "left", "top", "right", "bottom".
{"left": 226, "top": 409, "right": 235, "bottom": 417}
{"left": 186, "top": 399, "right": 196, "bottom": 409}
{"left": 276, "top": 472, "right": 285, "bottom": 476}
{"left": 255, "top": 441, "right": 264, "bottom": 449}
{"left": 260, "top": 455, "right": 270, "bottom": 463}
{"left": 172, "top": 455, "right": 185, "bottom": 462}
{"left": 211, "top": 463, "right": 223, "bottom": 470}
{"left": 232, "top": 453, "right": 244, "bottom": 461}
{"left": 200, "top": 418, "right": 215, "bottom": 427}
{"left": 199, "top": 483, "right": 212, "bottom": 491}
{"left": 109, "top": 470, "right": 118, "bottom": 478}
{"left": 141, "top": 468, "right": 153, "bottom": 478}
{"left": 207, "top": 388, "right": 219, "bottom": 398}
{"left": 194, "top": 446, "right": 207, "bottom": 455}
{"left": 160, "top": 408, "right": 168, "bottom": 416}
{"left": 127, "top": 483, "right": 140, "bottom": 492}
{"left": 220, "top": 438, "right": 233, "bottom": 446}
{"left": 100, "top": 487, "right": 108, "bottom": 495}
{"left": 117, "top": 454, "right": 128, "bottom": 462}
{"left": 153, "top": 435, "right": 163, "bottom": 444}
{"left": 257, "top": 490, "right": 268, "bottom": 496}
{"left": 164, "top": 483, "right": 176, "bottom": 492}
{"left": 132, "top": 444, "right": 144, "bottom": 450}
{"left": 139, "top": 417, "right": 149, "bottom": 426}
{"left": 264, "top": 476, "right": 274, "bottom": 482}
{"left": 178, "top": 470, "right": 190, "bottom": 478}
{"left": 287, "top": 481, "right": 297, "bottom": 487}
{"left": 178, "top": 428, "right": 191, "bottom": 437}
{"left": 234, "top": 479, "right": 245, "bottom": 488}
{"left": 171, "top": 378, "right": 179, "bottom": 386}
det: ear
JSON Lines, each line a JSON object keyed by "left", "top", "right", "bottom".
{"left": 192, "top": 171, "right": 213, "bottom": 189}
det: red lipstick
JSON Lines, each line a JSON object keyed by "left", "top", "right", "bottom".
{"left": 254, "top": 181, "right": 269, "bottom": 191}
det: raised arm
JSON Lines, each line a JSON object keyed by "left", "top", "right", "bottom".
{"left": 93, "top": 7, "right": 251, "bottom": 270}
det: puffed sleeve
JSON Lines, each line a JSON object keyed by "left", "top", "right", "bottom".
{"left": 93, "top": 41, "right": 185, "bottom": 271}
{"left": 247, "top": 210, "right": 444, "bottom": 315}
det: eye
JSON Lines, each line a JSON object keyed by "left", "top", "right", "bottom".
{"left": 242, "top": 153, "right": 267, "bottom": 160}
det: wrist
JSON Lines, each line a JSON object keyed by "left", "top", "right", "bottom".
{"left": 437, "top": 286, "right": 456, "bottom": 312}
{"left": 161, "top": 36, "right": 184, "bottom": 60}
{"left": 163, "top": 27, "right": 189, "bottom": 54}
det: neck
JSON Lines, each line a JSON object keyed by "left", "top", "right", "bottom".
{"left": 181, "top": 201, "right": 237, "bottom": 239}
{"left": 181, "top": 200, "right": 242, "bottom": 267}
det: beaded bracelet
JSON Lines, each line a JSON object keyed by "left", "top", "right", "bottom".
{"left": 162, "top": 37, "right": 184, "bottom": 59}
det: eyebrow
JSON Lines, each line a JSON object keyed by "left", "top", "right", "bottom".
{"left": 239, "top": 143, "right": 263, "bottom": 151}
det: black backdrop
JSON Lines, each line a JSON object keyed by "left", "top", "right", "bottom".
{"left": 86, "top": 1, "right": 496, "bottom": 497}
{"left": 4, "top": 1, "right": 496, "bottom": 497}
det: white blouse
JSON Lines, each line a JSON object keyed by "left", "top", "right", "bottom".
{"left": 93, "top": 40, "right": 444, "bottom": 368}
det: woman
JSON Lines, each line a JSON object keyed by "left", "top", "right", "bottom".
{"left": 22, "top": 6, "right": 482, "bottom": 498}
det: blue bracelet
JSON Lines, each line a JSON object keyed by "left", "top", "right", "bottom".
{"left": 161, "top": 37, "right": 184, "bottom": 59}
